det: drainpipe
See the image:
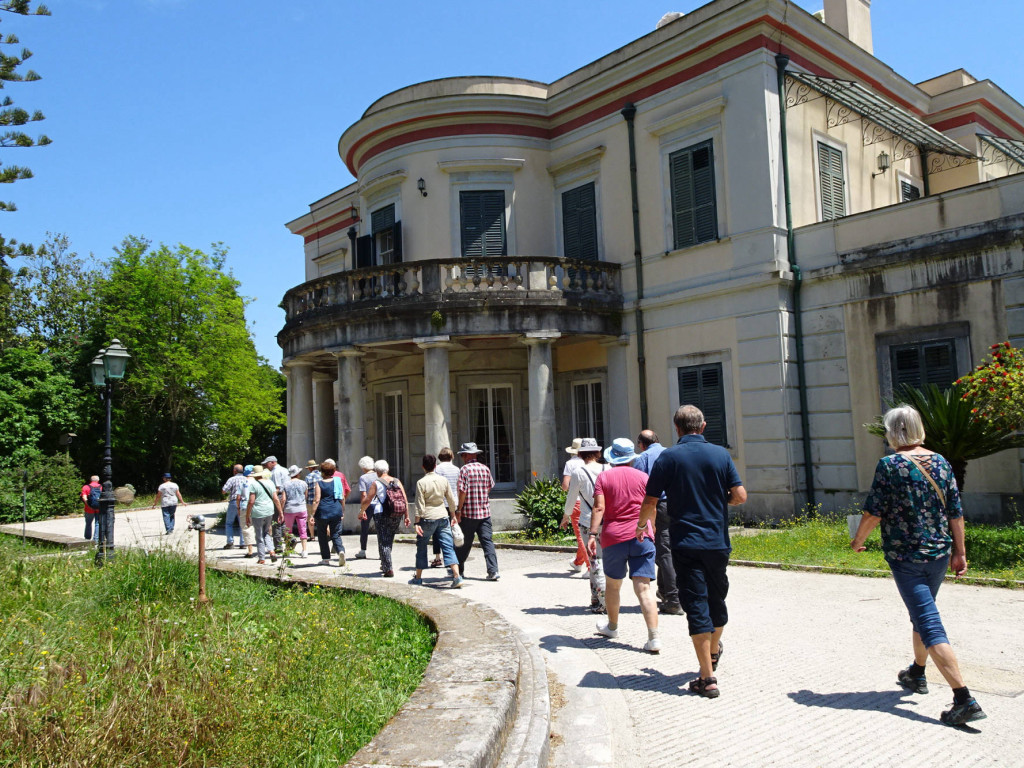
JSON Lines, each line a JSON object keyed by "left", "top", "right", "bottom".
{"left": 622, "top": 102, "right": 650, "bottom": 429}
{"left": 775, "top": 54, "right": 817, "bottom": 511}
{"left": 919, "top": 150, "right": 931, "bottom": 197}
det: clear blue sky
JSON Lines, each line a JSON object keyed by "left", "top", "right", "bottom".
{"left": 3, "top": 0, "right": 1021, "bottom": 362}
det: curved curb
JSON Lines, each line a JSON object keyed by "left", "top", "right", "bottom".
{"left": 209, "top": 558, "right": 550, "bottom": 768}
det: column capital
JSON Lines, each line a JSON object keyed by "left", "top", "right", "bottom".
{"left": 283, "top": 358, "right": 316, "bottom": 370}
{"left": 599, "top": 334, "right": 630, "bottom": 348}
{"left": 414, "top": 335, "right": 456, "bottom": 350}
{"left": 328, "top": 346, "right": 365, "bottom": 359}
{"left": 312, "top": 371, "right": 335, "bottom": 382}
{"left": 519, "top": 330, "right": 562, "bottom": 346}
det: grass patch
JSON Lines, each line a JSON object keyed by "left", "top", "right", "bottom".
{"left": 729, "top": 515, "right": 1024, "bottom": 585}
{"left": 494, "top": 531, "right": 577, "bottom": 547}
{"left": 0, "top": 539, "right": 435, "bottom": 767}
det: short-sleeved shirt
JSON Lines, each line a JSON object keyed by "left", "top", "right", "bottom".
{"left": 270, "top": 464, "right": 290, "bottom": 493}
{"left": 358, "top": 470, "right": 379, "bottom": 512}
{"left": 646, "top": 434, "right": 742, "bottom": 551}
{"left": 435, "top": 461, "right": 460, "bottom": 504}
{"left": 284, "top": 478, "right": 308, "bottom": 514}
{"left": 222, "top": 474, "right": 247, "bottom": 501}
{"left": 457, "top": 460, "right": 494, "bottom": 519}
{"left": 593, "top": 466, "right": 652, "bottom": 548}
{"left": 863, "top": 453, "right": 963, "bottom": 563}
{"left": 82, "top": 482, "right": 101, "bottom": 514}
{"left": 632, "top": 443, "right": 666, "bottom": 500}
{"left": 305, "top": 469, "right": 322, "bottom": 503}
{"left": 158, "top": 482, "right": 180, "bottom": 508}
{"left": 562, "top": 456, "right": 584, "bottom": 480}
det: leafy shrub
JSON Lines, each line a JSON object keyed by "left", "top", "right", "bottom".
{"left": 964, "top": 523, "right": 1024, "bottom": 571}
{"left": 515, "top": 477, "right": 567, "bottom": 538}
{"left": 0, "top": 451, "right": 82, "bottom": 524}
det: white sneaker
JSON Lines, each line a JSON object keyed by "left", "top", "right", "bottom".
{"left": 318, "top": 559, "right": 331, "bottom": 566}
{"left": 337, "top": 551, "right": 346, "bottom": 566}
{"left": 297, "top": 551, "right": 307, "bottom": 558}
{"left": 569, "top": 561, "right": 583, "bottom": 573}
{"left": 579, "top": 567, "right": 590, "bottom": 579}
{"left": 643, "top": 637, "right": 662, "bottom": 654}
{"left": 595, "top": 621, "right": 618, "bottom": 639}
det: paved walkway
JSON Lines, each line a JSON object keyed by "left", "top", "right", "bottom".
{"left": 14, "top": 506, "right": 1024, "bottom": 767}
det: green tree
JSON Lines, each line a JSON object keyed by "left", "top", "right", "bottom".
{"left": 93, "top": 237, "right": 284, "bottom": 492}
{"left": 957, "top": 341, "right": 1024, "bottom": 431}
{"left": 866, "top": 382, "right": 1024, "bottom": 490}
{"left": 0, "top": 0, "right": 51, "bottom": 212}
{"left": 0, "top": 345, "right": 77, "bottom": 464}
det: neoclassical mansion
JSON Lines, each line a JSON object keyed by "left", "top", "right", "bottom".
{"left": 279, "top": 0, "right": 1024, "bottom": 521}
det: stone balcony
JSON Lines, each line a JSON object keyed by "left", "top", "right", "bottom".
{"left": 278, "top": 256, "right": 623, "bottom": 358}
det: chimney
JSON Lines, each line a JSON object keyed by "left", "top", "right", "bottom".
{"left": 822, "top": 0, "right": 873, "bottom": 54}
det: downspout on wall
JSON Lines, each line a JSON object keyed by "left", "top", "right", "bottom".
{"left": 775, "top": 55, "right": 817, "bottom": 511}
{"left": 622, "top": 102, "right": 650, "bottom": 429}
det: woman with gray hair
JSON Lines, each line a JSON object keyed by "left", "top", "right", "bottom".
{"left": 850, "top": 404, "right": 985, "bottom": 727}
{"left": 356, "top": 455, "right": 376, "bottom": 559}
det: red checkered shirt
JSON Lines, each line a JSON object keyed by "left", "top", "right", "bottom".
{"left": 457, "top": 460, "right": 494, "bottom": 519}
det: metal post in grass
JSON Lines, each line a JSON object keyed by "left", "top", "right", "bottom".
{"left": 189, "top": 514, "right": 212, "bottom": 605}
{"left": 89, "top": 340, "right": 131, "bottom": 567}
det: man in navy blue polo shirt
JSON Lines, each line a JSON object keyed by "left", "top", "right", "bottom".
{"left": 639, "top": 404, "right": 746, "bottom": 699}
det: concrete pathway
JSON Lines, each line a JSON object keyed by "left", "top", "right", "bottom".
{"left": 13, "top": 506, "right": 1024, "bottom": 768}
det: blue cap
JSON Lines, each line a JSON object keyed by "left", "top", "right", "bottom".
{"left": 243, "top": 464, "right": 253, "bottom": 476}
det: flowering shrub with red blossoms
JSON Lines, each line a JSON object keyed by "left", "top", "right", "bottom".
{"left": 957, "top": 341, "right": 1024, "bottom": 430}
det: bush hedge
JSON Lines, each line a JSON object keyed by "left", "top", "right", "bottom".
{"left": 515, "top": 477, "right": 567, "bottom": 538}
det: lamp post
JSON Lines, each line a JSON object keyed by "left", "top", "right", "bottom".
{"left": 90, "top": 339, "right": 131, "bottom": 566}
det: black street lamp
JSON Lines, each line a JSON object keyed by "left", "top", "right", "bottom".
{"left": 90, "top": 339, "right": 131, "bottom": 565}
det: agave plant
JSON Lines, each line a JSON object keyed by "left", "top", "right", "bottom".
{"left": 865, "top": 382, "right": 1024, "bottom": 490}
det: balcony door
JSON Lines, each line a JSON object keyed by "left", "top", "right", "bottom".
{"left": 467, "top": 384, "right": 515, "bottom": 484}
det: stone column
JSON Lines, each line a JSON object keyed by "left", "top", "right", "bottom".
{"left": 334, "top": 348, "right": 366, "bottom": 479}
{"left": 602, "top": 335, "right": 632, "bottom": 440}
{"left": 416, "top": 336, "right": 453, "bottom": 455}
{"left": 284, "top": 365, "right": 294, "bottom": 462}
{"left": 521, "top": 331, "right": 560, "bottom": 479}
{"left": 312, "top": 372, "right": 336, "bottom": 464}
{"left": 289, "top": 361, "right": 315, "bottom": 468}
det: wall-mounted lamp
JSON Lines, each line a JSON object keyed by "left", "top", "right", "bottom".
{"left": 350, "top": 205, "right": 359, "bottom": 220}
{"left": 417, "top": 178, "right": 427, "bottom": 197}
{"left": 872, "top": 150, "right": 890, "bottom": 178}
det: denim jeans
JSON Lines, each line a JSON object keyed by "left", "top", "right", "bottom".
{"left": 315, "top": 515, "right": 344, "bottom": 561}
{"left": 161, "top": 505, "right": 177, "bottom": 533}
{"left": 454, "top": 516, "right": 498, "bottom": 577}
{"left": 83, "top": 511, "right": 100, "bottom": 542}
{"left": 416, "top": 518, "right": 456, "bottom": 570}
{"left": 359, "top": 514, "right": 373, "bottom": 551}
{"left": 224, "top": 500, "right": 241, "bottom": 545}
{"left": 252, "top": 516, "right": 274, "bottom": 560}
{"left": 888, "top": 556, "right": 950, "bottom": 648}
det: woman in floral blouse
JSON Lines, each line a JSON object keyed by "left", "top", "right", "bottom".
{"left": 850, "top": 405, "right": 985, "bottom": 727}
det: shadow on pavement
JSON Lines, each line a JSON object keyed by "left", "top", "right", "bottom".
{"left": 577, "top": 667, "right": 696, "bottom": 697}
{"left": 787, "top": 689, "right": 967, "bottom": 729}
{"left": 524, "top": 604, "right": 594, "bottom": 617}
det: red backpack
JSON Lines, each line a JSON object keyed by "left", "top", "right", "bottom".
{"left": 381, "top": 480, "right": 407, "bottom": 518}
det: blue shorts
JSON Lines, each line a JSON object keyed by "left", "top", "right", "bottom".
{"left": 602, "top": 538, "right": 656, "bottom": 581}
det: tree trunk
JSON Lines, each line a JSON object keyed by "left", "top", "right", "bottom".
{"left": 951, "top": 458, "right": 967, "bottom": 492}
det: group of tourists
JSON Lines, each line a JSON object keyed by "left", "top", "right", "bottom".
{"left": 76, "top": 397, "right": 984, "bottom": 725}
{"left": 557, "top": 402, "right": 984, "bottom": 726}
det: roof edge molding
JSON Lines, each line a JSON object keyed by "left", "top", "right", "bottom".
{"left": 547, "top": 146, "right": 606, "bottom": 177}
{"left": 437, "top": 158, "right": 526, "bottom": 174}
{"left": 358, "top": 169, "right": 407, "bottom": 198}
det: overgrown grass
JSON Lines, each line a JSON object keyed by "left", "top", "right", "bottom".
{"left": 0, "top": 538, "right": 435, "bottom": 767}
{"left": 494, "top": 531, "right": 577, "bottom": 547}
{"left": 729, "top": 514, "right": 1024, "bottom": 585}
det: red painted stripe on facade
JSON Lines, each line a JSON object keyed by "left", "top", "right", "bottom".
{"left": 929, "top": 112, "right": 1005, "bottom": 137}
{"left": 353, "top": 122, "right": 551, "bottom": 171}
{"left": 302, "top": 215, "right": 358, "bottom": 244}
{"left": 927, "top": 98, "right": 1023, "bottom": 138}
{"left": 296, "top": 208, "right": 358, "bottom": 236}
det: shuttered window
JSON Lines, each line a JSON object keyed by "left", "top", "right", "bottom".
{"left": 900, "top": 180, "right": 922, "bottom": 202}
{"left": 677, "top": 363, "right": 727, "bottom": 447}
{"left": 562, "top": 182, "right": 598, "bottom": 261}
{"left": 891, "top": 340, "right": 957, "bottom": 391}
{"left": 670, "top": 140, "right": 717, "bottom": 250}
{"left": 817, "top": 142, "right": 847, "bottom": 221}
{"left": 370, "top": 204, "right": 402, "bottom": 265}
{"left": 460, "top": 190, "right": 506, "bottom": 258}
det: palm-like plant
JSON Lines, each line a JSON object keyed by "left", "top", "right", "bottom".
{"left": 865, "top": 382, "right": 1024, "bottom": 490}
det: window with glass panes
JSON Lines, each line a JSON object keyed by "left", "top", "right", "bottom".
{"left": 376, "top": 391, "right": 405, "bottom": 483}
{"left": 571, "top": 380, "right": 604, "bottom": 445}
{"left": 467, "top": 385, "right": 515, "bottom": 484}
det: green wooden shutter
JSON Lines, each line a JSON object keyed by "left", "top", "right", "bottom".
{"left": 900, "top": 180, "right": 921, "bottom": 202}
{"left": 818, "top": 142, "right": 846, "bottom": 221}
{"left": 356, "top": 235, "right": 373, "bottom": 268}
{"left": 371, "top": 204, "right": 395, "bottom": 234}
{"left": 677, "top": 362, "right": 727, "bottom": 447}
{"left": 391, "top": 220, "right": 403, "bottom": 263}
{"left": 670, "top": 140, "right": 717, "bottom": 249}
{"left": 562, "top": 182, "right": 598, "bottom": 261}
{"left": 460, "top": 190, "right": 506, "bottom": 258}
{"left": 891, "top": 340, "right": 957, "bottom": 391}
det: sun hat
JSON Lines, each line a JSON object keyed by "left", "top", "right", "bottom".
{"left": 458, "top": 442, "right": 483, "bottom": 454}
{"left": 243, "top": 464, "right": 253, "bottom": 477}
{"left": 262, "top": 456, "right": 278, "bottom": 465}
{"left": 306, "top": 459, "right": 318, "bottom": 468}
{"left": 565, "top": 438, "right": 583, "bottom": 455}
{"left": 604, "top": 438, "right": 638, "bottom": 466}
{"left": 252, "top": 467, "right": 271, "bottom": 480}
{"left": 287, "top": 464, "right": 301, "bottom": 478}
{"left": 578, "top": 437, "right": 602, "bottom": 453}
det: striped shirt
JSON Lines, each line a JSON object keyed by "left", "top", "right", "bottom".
{"left": 457, "top": 460, "right": 494, "bottom": 519}
{"left": 305, "top": 469, "right": 322, "bottom": 503}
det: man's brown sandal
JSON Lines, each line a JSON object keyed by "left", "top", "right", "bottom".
{"left": 711, "top": 641, "right": 723, "bottom": 672}
{"left": 689, "top": 676, "right": 720, "bottom": 698}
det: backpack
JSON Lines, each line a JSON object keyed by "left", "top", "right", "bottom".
{"left": 87, "top": 484, "right": 102, "bottom": 509}
{"left": 380, "top": 479, "right": 407, "bottom": 518}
